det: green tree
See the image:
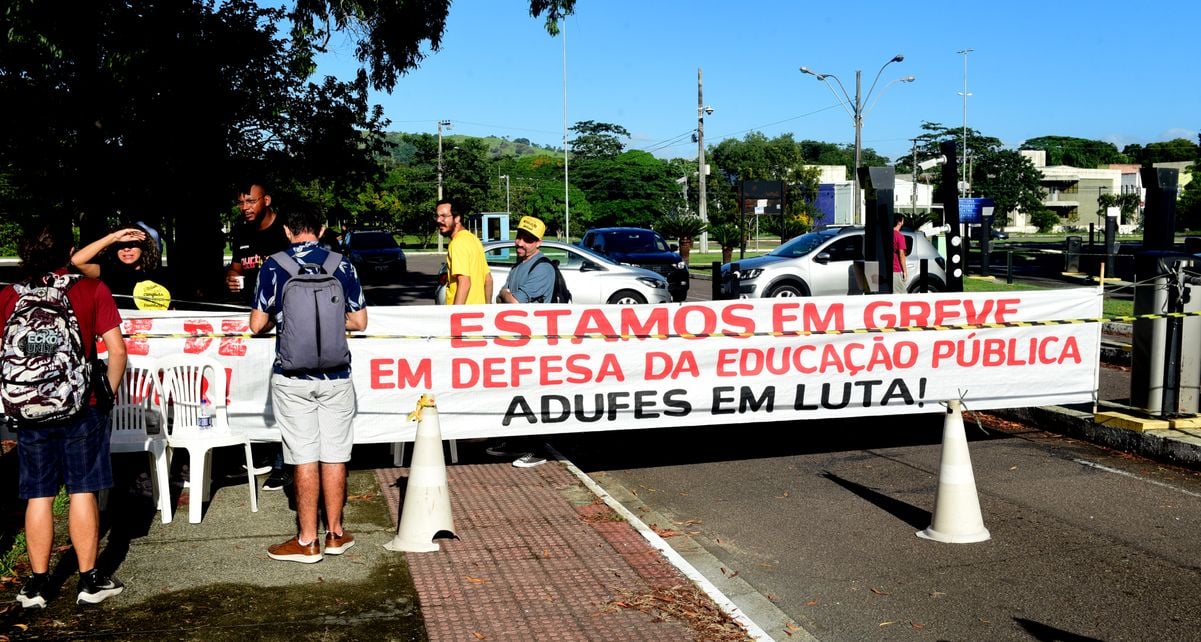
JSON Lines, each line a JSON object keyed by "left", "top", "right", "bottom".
{"left": 707, "top": 132, "right": 822, "bottom": 229}
{"left": 525, "top": 181, "right": 591, "bottom": 239}
{"left": 573, "top": 150, "right": 680, "bottom": 228}
{"left": 972, "top": 149, "right": 1046, "bottom": 226}
{"left": 1126, "top": 138, "right": 1199, "bottom": 164}
{"left": 1020, "top": 135, "right": 1127, "bottom": 168}
{"left": 1098, "top": 192, "right": 1143, "bottom": 226}
{"left": 568, "top": 120, "right": 630, "bottom": 160}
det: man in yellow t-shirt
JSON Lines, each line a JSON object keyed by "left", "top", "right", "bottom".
{"left": 436, "top": 199, "right": 492, "bottom": 305}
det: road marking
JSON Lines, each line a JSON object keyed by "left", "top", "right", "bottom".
{"left": 1072, "top": 459, "right": 1201, "bottom": 498}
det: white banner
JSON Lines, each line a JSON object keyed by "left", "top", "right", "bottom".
{"left": 115, "top": 289, "right": 1103, "bottom": 442}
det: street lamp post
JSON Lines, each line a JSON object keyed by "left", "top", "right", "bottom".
{"left": 437, "top": 119, "right": 452, "bottom": 253}
{"left": 800, "top": 55, "right": 912, "bottom": 225}
{"left": 500, "top": 174, "right": 510, "bottom": 214}
{"left": 957, "top": 49, "right": 974, "bottom": 198}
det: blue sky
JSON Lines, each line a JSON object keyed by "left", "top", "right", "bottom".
{"left": 316, "top": 0, "right": 1199, "bottom": 163}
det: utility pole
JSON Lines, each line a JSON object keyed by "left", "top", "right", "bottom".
{"left": 437, "top": 119, "right": 452, "bottom": 253}
{"left": 957, "top": 49, "right": 973, "bottom": 198}
{"left": 500, "top": 174, "right": 510, "bottom": 214}
{"left": 697, "top": 68, "right": 711, "bottom": 253}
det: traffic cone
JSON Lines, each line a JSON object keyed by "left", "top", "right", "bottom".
{"left": 916, "top": 399, "right": 991, "bottom": 544}
{"left": 385, "top": 400, "right": 456, "bottom": 552}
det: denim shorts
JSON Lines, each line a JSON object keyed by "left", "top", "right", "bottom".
{"left": 270, "top": 374, "right": 356, "bottom": 465}
{"left": 17, "top": 407, "right": 113, "bottom": 499}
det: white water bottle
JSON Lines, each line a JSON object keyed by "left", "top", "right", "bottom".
{"left": 197, "top": 399, "right": 213, "bottom": 429}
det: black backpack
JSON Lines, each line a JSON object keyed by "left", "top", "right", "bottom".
{"left": 533, "top": 255, "right": 572, "bottom": 304}
{"left": 270, "top": 251, "right": 351, "bottom": 373}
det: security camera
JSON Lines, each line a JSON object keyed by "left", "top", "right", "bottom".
{"left": 917, "top": 155, "right": 947, "bottom": 171}
{"left": 703, "top": 106, "right": 714, "bottom": 116}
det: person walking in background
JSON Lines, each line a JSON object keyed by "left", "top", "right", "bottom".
{"left": 436, "top": 199, "right": 492, "bottom": 305}
{"left": 70, "top": 224, "right": 173, "bottom": 310}
{"left": 487, "top": 216, "right": 554, "bottom": 467}
{"left": 249, "top": 205, "right": 367, "bottom": 564}
{"left": 3, "top": 221, "right": 128, "bottom": 607}
{"left": 225, "top": 179, "right": 292, "bottom": 490}
{"left": 892, "top": 213, "right": 908, "bottom": 294}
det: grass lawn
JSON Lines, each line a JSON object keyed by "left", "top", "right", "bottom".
{"left": 963, "top": 276, "right": 1131, "bottom": 320}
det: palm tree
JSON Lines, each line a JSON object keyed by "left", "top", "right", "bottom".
{"left": 657, "top": 212, "right": 708, "bottom": 263}
{"left": 707, "top": 223, "right": 743, "bottom": 264}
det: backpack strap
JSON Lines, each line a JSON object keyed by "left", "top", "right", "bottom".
{"left": 270, "top": 251, "right": 301, "bottom": 277}
{"left": 320, "top": 252, "right": 343, "bottom": 276}
{"left": 270, "top": 250, "right": 342, "bottom": 276}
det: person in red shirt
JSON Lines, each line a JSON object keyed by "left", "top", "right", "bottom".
{"left": 1, "top": 222, "right": 127, "bottom": 608}
{"left": 892, "top": 214, "right": 909, "bottom": 294}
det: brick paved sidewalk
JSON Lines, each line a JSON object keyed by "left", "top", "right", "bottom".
{"left": 376, "top": 462, "right": 750, "bottom": 641}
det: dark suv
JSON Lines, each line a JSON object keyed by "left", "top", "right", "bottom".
{"left": 342, "top": 230, "right": 406, "bottom": 282}
{"left": 579, "top": 227, "right": 689, "bottom": 301}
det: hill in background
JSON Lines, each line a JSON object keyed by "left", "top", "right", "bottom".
{"left": 383, "top": 132, "right": 561, "bottom": 162}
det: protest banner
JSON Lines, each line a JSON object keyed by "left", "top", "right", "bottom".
{"left": 114, "top": 289, "right": 1102, "bottom": 443}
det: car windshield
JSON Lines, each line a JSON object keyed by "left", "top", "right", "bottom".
{"left": 769, "top": 230, "right": 841, "bottom": 258}
{"left": 351, "top": 232, "right": 398, "bottom": 250}
{"left": 607, "top": 231, "right": 668, "bottom": 253}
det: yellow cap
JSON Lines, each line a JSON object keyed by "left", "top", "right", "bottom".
{"left": 515, "top": 216, "right": 546, "bottom": 240}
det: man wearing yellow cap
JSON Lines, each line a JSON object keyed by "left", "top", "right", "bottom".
{"left": 497, "top": 216, "right": 555, "bottom": 304}
{"left": 489, "top": 215, "right": 555, "bottom": 467}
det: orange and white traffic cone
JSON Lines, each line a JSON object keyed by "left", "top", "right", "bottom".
{"left": 916, "top": 399, "right": 991, "bottom": 544}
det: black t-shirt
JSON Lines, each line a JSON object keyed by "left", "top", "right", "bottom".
{"left": 230, "top": 215, "right": 289, "bottom": 303}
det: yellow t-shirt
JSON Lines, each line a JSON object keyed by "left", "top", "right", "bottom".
{"left": 445, "top": 229, "right": 490, "bottom": 305}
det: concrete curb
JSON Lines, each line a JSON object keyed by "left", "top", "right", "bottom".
{"left": 554, "top": 451, "right": 810, "bottom": 642}
{"left": 992, "top": 402, "right": 1201, "bottom": 470}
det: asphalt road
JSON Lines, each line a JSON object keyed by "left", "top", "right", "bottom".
{"left": 554, "top": 414, "right": 1201, "bottom": 641}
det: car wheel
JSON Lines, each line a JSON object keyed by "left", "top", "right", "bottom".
{"left": 908, "top": 279, "right": 944, "bottom": 294}
{"left": 766, "top": 282, "right": 806, "bottom": 297}
{"left": 607, "top": 289, "right": 647, "bottom": 305}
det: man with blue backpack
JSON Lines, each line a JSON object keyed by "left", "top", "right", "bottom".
{"left": 249, "top": 205, "right": 367, "bottom": 564}
{"left": 2, "top": 221, "right": 128, "bottom": 607}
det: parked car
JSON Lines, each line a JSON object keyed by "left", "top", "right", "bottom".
{"left": 579, "top": 227, "right": 689, "bottom": 302}
{"left": 435, "top": 240, "right": 671, "bottom": 305}
{"left": 342, "top": 230, "right": 406, "bottom": 282}
{"left": 719, "top": 227, "right": 947, "bottom": 298}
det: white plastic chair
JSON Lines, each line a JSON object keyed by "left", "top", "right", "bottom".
{"left": 157, "top": 354, "right": 258, "bottom": 524}
{"left": 109, "top": 360, "right": 173, "bottom": 523}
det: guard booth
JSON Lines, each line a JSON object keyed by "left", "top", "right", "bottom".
{"left": 480, "top": 213, "right": 510, "bottom": 244}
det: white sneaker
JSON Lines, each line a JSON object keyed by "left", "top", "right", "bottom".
{"left": 512, "top": 453, "right": 547, "bottom": 468}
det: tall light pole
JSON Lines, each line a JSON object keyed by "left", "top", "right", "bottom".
{"left": 957, "top": 48, "right": 973, "bottom": 198}
{"left": 800, "top": 55, "right": 912, "bottom": 225}
{"left": 697, "top": 68, "right": 714, "bottom": 253}
{"left": 437, "top": 119, "right": 452, "bottom": 253}
{"left": 499, "top": 174, "right": 510, "bottom": 214}
{"left": 562, "top": 17, "right": 570, "bottom": 241}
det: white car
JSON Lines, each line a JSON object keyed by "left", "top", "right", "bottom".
{"left": 436, "top": 240, "right": 671, "bottom": 304}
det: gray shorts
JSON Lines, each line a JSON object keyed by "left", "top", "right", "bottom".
{"left": 270, "top": 374, "right": 356, "bottom": 465}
